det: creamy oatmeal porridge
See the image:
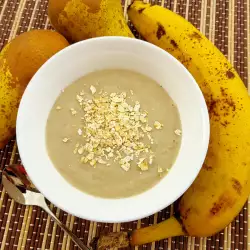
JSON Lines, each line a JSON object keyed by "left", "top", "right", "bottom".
{"left": 46, "top": 69, "right": 182, "bottom": 198}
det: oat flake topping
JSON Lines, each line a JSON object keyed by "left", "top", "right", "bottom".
{"left": 60, "top": 86, "right": 182, "bottom": 172}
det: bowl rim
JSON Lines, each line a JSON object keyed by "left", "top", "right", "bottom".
{"left": 16, "top": 36, "right": 210, "bottom": 223}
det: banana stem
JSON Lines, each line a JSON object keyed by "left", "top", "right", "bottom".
{"left": 91, "top": 232, "right": 130, "bottom": 249}
{"left": 131, "top": 216, "right": 185, "bottom": 246}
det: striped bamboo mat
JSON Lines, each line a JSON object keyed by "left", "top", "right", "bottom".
{"left": 0, "top": 0, "right": 250, "bottom": 249}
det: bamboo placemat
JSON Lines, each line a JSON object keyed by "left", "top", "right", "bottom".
{"left": 0, "top": 0, "right": 249, "bottom": 249}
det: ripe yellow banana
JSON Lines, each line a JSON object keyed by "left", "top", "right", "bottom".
{"left": 126, "top": 0, "right": 250, "bottom": 240}
{"left": 92, "top": 2, "right": 250, "bottom": 247}
{"left": 94, "top": 1, "right": 250, "bottom": 243}
{"left": 3, "top": 1, "right": 249, "bottom": 248}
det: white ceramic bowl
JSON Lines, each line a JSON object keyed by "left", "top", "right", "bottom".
{"left": 17, "top": 37, "right": 209, "bottom": 223}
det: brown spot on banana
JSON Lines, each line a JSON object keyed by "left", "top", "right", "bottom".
{"left": 203, "top": 163, "right": 213, "bottom": 171}
{"left": 181, "top": 208, "right": 191, "bottom": 220}
{"left": 15, "top": 102, "right": 20, "bottom": 108}
{"left": 204, "top": 89, "right": 237, "bottom": 122}
{"left": 221, "top": 120, "right": 230, "bottom": 127}
{"left": 138, "top": 8, "right": 145, "bottom": 13}
{"left": 205, "top": 94, "right": 220, "bottom": 120}
{"left": 226, "top": 69, "right": 235, "bottom": 79}
{"left": 223, "top": 96, "right": 236, "bottom": 112}
{"left": 231, "top": 178, "right": 242, "bottom": 195}
{"left": 210, "top": 194, "right": 236, "bottom": 216}
{"left": 188, "top": 31, "right": 202, "bottom": 41}
{"left": 179, "top": 57, "right": 192, "bottom": 68}
{"left": 156, "top": 23, "right": 166, "bottom": 40}
{"left": 170, "top": 39, "right": 178, "bottom": 48}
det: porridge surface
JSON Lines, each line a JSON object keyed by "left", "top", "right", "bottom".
{"left": 46, "top": 69, "right": 182, "bottom": 198}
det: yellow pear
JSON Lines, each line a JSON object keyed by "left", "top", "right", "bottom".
{"left": 0, "top": 30, "right": 69, "bottom": 148}
{"left": 48, "top": 0, "right": 134, "bottom": 42}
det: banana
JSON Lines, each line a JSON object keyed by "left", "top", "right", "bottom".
{"left": 92, "top": 2, "right": 250, "bottom": 247}
{"left": 127, "top": 0, "right": 250, "bottom": 239}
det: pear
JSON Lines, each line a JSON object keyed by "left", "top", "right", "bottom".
{"left": 48, "top": 0, "right": 134, "bottom": 42}
{"left": 0, "top": 30, "right": 69, "bottom": 148}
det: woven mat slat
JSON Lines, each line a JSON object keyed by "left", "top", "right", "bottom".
{"left": 0, "top": 0, "right": 249, "bottom": 249}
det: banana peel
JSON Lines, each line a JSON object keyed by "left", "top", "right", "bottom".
{"left": 91, "top": 2, "right": 250, "bottom": 248}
